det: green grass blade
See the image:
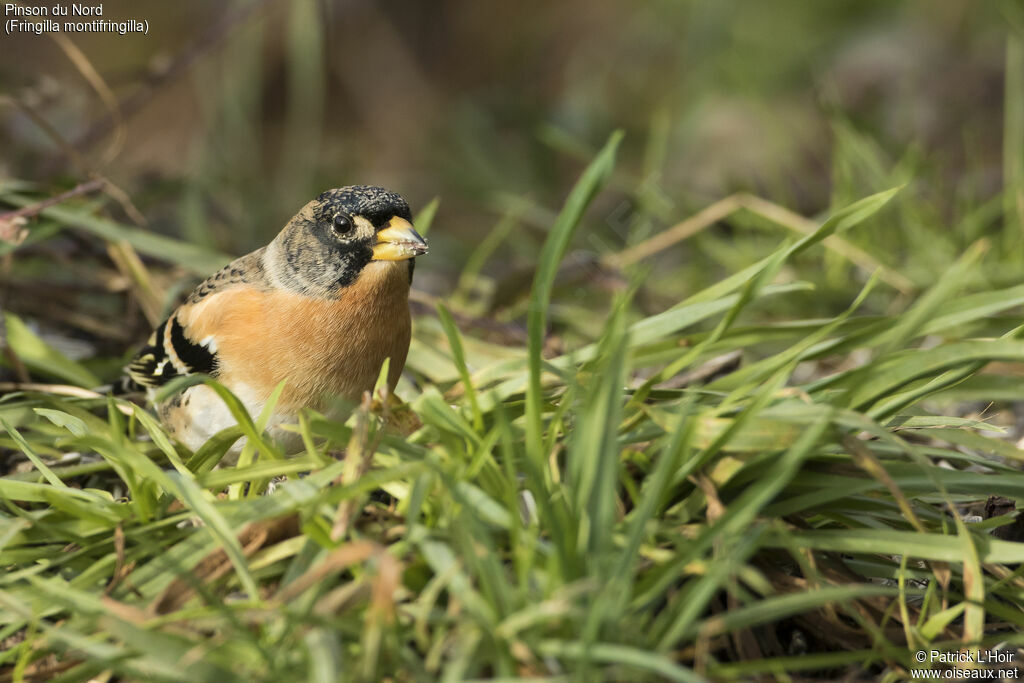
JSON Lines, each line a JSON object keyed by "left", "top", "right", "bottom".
{"left": 526, "top": 131, "right": 623, "bottom": 466}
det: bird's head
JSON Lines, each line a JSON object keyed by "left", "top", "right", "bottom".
{"left": 268, "top": 185, "right": 428, "bottom": 296}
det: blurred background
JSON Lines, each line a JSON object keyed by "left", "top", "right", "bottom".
{"left": 0, "top": 0, "right": 1019, "bottom": 377}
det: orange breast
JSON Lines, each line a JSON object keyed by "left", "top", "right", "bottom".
{"left": 181, "top": 261, "right": 412, "bottom": 411}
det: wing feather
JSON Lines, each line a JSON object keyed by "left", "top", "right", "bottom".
{"left": 126, "top": 313, "right": 220, "bottom": 388}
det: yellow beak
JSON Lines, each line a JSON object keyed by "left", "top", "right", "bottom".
{"left": 372, "top": 216, "right": 429, "bottom": 261}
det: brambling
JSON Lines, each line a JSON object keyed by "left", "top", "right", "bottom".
{"left": 124, "top": 185, "right": 428, "bottom": 452}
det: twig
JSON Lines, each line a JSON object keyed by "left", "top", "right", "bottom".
{"left": 0, "top": 96, "right": 146, "bottom": 225}
{"left": 0, "top": 98, "right": 163, "bottom": 323}
{"left": 0, "top": 281, "right": 133, "bottom": 340}
{"left": 605, "top": 194, "right": 743, "bottom": 269}
{"left": 67, "top": 0, "right": 276, "bottom": 156}
{"left": 604, "top": 192, "right": 915, "bottom": 294}
{"left": 0, "top": 382, "right": 104, "bottom": 398}
{"left": 636, "top": 350, "right": 743, "bottom": 391}
{"left": 272, "top": 540, "right": 381, "bottom": 604}
{"left": 0, "top": 94, "right": 94, "bottom": 172}
{"left": 50, "top": 31, "right": 125, "bottom": 164}
{"left": 331, "top": 390, "right": 380, "bottom": 541}
{"left": 103, "top": 524, "right": 136, "bottom": 596}
{"left": 0, "top": 178, "right": 105, "bottom": 241}
{"left": 737, "top": 193, "right": 915, "bottom": 294}
{"left": 106, "top": 240, "right": 164, "bottom": 327}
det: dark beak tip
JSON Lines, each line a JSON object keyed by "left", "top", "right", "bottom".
{"left": 409, "top": 233, "right": 428, "bottom": 255}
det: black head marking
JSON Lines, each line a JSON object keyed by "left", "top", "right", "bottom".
{"left": 271, "top": 185, "right": 419, "bottom": 295}
{"left": 314, "top": 185, "right": 412, "bottom": 228}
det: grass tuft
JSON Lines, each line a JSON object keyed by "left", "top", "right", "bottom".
{"left": 4, "top": 138, "right": 1024, "bottom": 681}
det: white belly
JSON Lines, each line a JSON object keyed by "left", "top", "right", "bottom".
{"left": 157, "top": 383, "right": 301, "bottom": 460}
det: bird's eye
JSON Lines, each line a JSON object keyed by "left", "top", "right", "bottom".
{"left": 332, "top": 213, "right": 354, "bottom": 235}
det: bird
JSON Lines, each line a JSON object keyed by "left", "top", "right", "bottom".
{"left": 123, "top": 185, "right": 428, "bottom": 453}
